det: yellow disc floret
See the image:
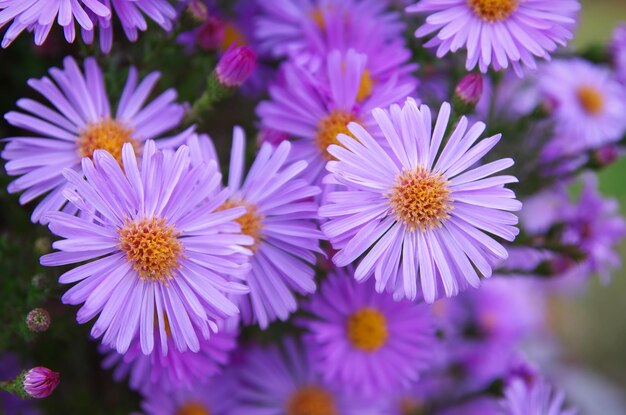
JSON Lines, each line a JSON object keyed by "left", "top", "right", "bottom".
{"left": 468, "top": 0, "right": 518, "bottom": 22}
{"left": 347, "top": 307, "right": 389, "bottom": 352}
{"left": 315, "top": 111, "right": 360, "bottom": 160}
{"left": 78, "top": 118, "right": 138, "bottom": 165}
{"left": 287, "top": 386, "right": 338, "bottom": 415}
{"left": 576, "top": 85, "right": 605, "bottom": 115}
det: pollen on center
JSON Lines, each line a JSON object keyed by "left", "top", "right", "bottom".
{"left": 176, "top": 402, "right": 211, "bottom": 415}
{"left": 576, "top": 85, "right": 605, "bottom": 115}
{"left": 388, "top": 167, "right": 453, "bottom": 232}
{"left": 287, "top": 386, "right": 338, "bottom": 415}
{"left": 468, "top": 0, "right": 518, "bottom": 22}
{"left": 315, "top": 111, "right": 360, "bottom": 160}
{"left": 347, "top": 307, "right": 389, "bottom": 352}
{"left": 219, "top": 200, "right": 264, "bottom": 251}
{"left": 357, "top": 70, "right": 375, "bottom": 102}
{"left": 118, "top": 217, "right": 183, "bottom": 283}
{"left": 78, "top": 118, "right": 138, "bottom": 165}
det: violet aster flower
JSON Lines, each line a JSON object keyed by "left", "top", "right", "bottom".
{"left": 187, "top": 128, "right": 323, "bottom": 328}
{"left": 257, "top": 49, "right": 415, "bottom": 186}
{"left": 102, "top": 317, "right": 239, "bottom": 393}
{"left": 1, "top": 56, "right": 191, "bottom": 224}
{"left": 299, "top": 267, "right": 436, "bottom": 396}
{"left": 502, "top": 377, "right": 577, "bottom": 415}
{"left": 236, "top": 338, "right": 380, "bottom": 415}
{"left": 611, "top": 23, "right": 626, "bottom": 85}
{"left": 538, "top": 59, "right": 626, "bottom": 151}
{"left": 319, "top": 99, "right": 521, "bottom": 302}
{"left": 0, "top": 0, "right": 110, "bottom": 48}
{"left": 407, "top": 0, "right": 580, "bottom": 75}
{"left": 40, "top": 141, "right": 252, "bottom": 355}
{"left": 22, "top": 367, "right": 59, "bottom": 399}
{"left": 141, "top": 370, "right": 238, "bottom": 415}
{"left": 81, "top": 0, "right": 177, "bottom": 53}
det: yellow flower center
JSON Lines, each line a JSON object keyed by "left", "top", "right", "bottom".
{"left": 315, "top": 111, "right": 360, "bottom": 160}
{"left": 356, "top": 70, "right": 374, "bottom": 102}
{"left": 468, "top": 0, "right": 518, "bottom": 22}
{"left": 310, "top": 8, "right": 325, "bottom": 28}
{"left": 388, "top": 167, "right": 452, "bottom": 232}
{"left": 78, "top": 118, "right": 138, "bottom": 165}
{"left": 287, "top": 386, "right": 338, "bottom": 415}
{"left": 221, "top": 22, "right": 246, "bottom": 50}
{"left": 400, "top": 398, "right": 424, "bottom": 415}
{"left": 347, "top": 307, "right": 389, "bottom": 352}
{"left": 118, "top": 217, "right": 183, "bottom": 282}
{"left": 219, "top": 200, "right": 264, "bottom": 251}
{"left": 176, "top": 402, "right": 210, "bottom": 415}
{"left": 576, "top": 85, "right": 604, "bottom": 115}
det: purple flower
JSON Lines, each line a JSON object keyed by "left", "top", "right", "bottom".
{"left": 319, "top": 99, "right": 521, "bottom": 303}
{"left": 215, "top": 45, "right": 258, "bottom": 88}
{"left": 236, "top": 338, "right": 381, "bottom": 415}
{"left": 1, "top": 56, "right": 191, "bottom": 224}
{"left": 141, "top": 369, "right": 238, "bottom": 415}
{"left": 40, "top": 141, "right": 252, "bottom": 355}
{"left": 538, "top": 59, "right": 626, "bottom": 151}
{"left": 22, "top": 367, "right": 59, "bottom": 399}
{"left": 0, "top": 0, "right": 110, "bottom": 48}
{"left": 25, "top": 308, "right": 51, "bottom": 332}
{"left": 187, "top": 128, "right": 323, "bottom": 328}
{"left": 502, "top": 377, "right": 577, "bottom": 415}
{"left": 455, "top": 74, "right": 484, "bottom": 106}
{"left": 407, "top": 0, "right": 580, "bottom": 75}
{"left": 257, "top": 49, "right": 414, "bottom": 186}
{"left": 299, "top": 267, "right": 436, "bottom": 396}
{"left": 611, "top": 23, "right": 626, "bottom": 85}
{"left": 0, "top": 354, "right": 41, "bottom": 415}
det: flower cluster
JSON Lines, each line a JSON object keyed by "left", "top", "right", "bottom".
{"left": 2, "top": 0, "right": 626, "bottom": 414}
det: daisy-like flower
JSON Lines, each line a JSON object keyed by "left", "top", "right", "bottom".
{"left": 237, "top": 338, "right": 380, "bottom": 415}
{"left": 0, "top": 0, "right": 110, "bottom": 48}
{"left": 82, "top": 0, "right": 177, "bottom": 53}
{"left": 141, "top": 370, "right": 238, "bottom": 415}
{"left": 319, "top": 99, "right": 521, "bottom": 303}
{"left": 538, "top": 59, "right": 626, "bottom": 151}
{"left": 406, "top": 0, "right": 580, "bottom": 75}
{"left": 40, "top": 141, "right": 252, "bottom": 354}
{"left": 1, "top": 56, "right": 190, "bottom": 224}
{"left": 501, "top": 377, "right": 577, "bottom": 415}
{"left": 257, "top": 49, "right": 415, "bottom": 186}
{"left": 102, "top": 318, "right": 239, "bottom": 393}
{"left": 187, "top": 129, "right": 323, "bottom": 329}
{"left": 299, "top": 267, "right": 436, "bottom": 396}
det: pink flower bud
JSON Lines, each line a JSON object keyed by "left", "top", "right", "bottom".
{"left": 593, "top": 144, "right": 619, "bottom": 167}
{"left": 215, "top": 45, "right": 257, "bottom": 88}
{"left": 23, "top": 367, "right": 59, "bottom": 399}
{"left": 26, "top": 308, "right": 51, "bottom": 332}
{"left": 196, "top": 17, "right": 225, "bottom": 51}
{"left": 455, "top": 73, "right": 484, "bottom": 105}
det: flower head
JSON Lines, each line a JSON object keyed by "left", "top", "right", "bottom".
{"left": 26, "top": 308, "right": 51, "bottom": 332}
{"left": 187, "top": 128, "right": 323, "bottom": 328}
{"left": 1, "top": 56, "right": 191, "bottom": 224}
{"left": 407, "top": 0, "right": 580, "bottom": 75}
{"left": 40, "top": 141, "right": 252, "bottom": 355}
{"left": 502, "top": 377, "right": 577, "bottom": 415}
{"left": 23, "top": 367, "right": 60, "bottom": 399}
{"left": 299, "top": 267, "right": 436, "bottom": 396}
{"left": 215, "top": 45, "right": 258, "bottom": 88}
{"left": 320, "top": 99, "right": 521, "bottom": 302}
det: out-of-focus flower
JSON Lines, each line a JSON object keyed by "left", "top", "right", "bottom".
{"left": 407, "top": 0, "right": 580, "bottom": 75}
{"left": 299, "top": 267, "right": 436, "bottom": 396}
{"left": 257, "top": 49, "right": 414, "bottom": 186}
{"left": 40, "top": 142, "right": 252, "bottom": 354}
{"left": 1, "top": 56, "right": 191, "bottom": 224}
{"left": 611, "top": 23, "right": 626, "bottom": 85}
{"left": 236, "top": 338, "right": 381, "bottom": 414}
{"left": 257, "top": 128, "right": 289, "bottom": 146}
{"left": 455, "top": 74, "right": 484, "bottom": 107}
{"left": 188, "top": 128, "right": 323, "bottom": 329}
{"left": 25, "top": 308, "right": 51, "bottom": 332}
{"left": 0, "top": 0, "right": 110, "bottom": 48}
{"left": 539, "top": 59, "right": 626, "bottom": 151}
{"left": 591, "top": 144, "right": 620, "bottom": 168}
{"left": 501, "top": 377, "right": 577, "bottom": 415}
{"left": 320, "top": 99, "right": 521, "bottom": 302}
{"left": 215, "top": 45, "right": 257, "bottom": 88}
{"left": 23, "top": 367, "right": 59, "bottom": 399}
{"left": 195, "top": 16, "right": 226, "bottom": 50}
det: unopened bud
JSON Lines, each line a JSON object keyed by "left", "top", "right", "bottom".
{"left": 26, "top": 308, "right": 51, "bottom": 332}
{"left": 22, "top": 367, "right": 59, "bottom": 399}
{"left": 196, "top": 17, "right": 224, "bottom": 51}
{"left": 187, "top": 0, "right": 209, "bottom": 22}
{"left": 592, "top": 144, "right": 619, "bottom": 168}
{"left": 455, "top": 73, "right": 483, "bottom": 106}
{"left": 215, "top": 45, "right": 257, "bottom": 88}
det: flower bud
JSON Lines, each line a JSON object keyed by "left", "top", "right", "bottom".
{"left": 26, "top": 308, "right": 51, "bottom": 332}
{"left": 455, "top": 73, "right": 483, "bottom": 106}
{"left": 23, "top": 367, "right": 59, "bottom": 399}
{"left": 215, "top": 45, "right": 257, "bottom": 88}
{"left": 187, "top": 0, "right": 209, "bottom": 22}
{"left": 592, "top": 144, "right": 619, "bottom": 168}
{"left": 196, "top": 17, "right": 224, "bottom": 51}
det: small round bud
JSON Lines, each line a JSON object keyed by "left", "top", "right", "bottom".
{"left": 26, "top": 308, "right": 51, "bottom": 332}
{"left": 455, "top": 73, "right": 484, "bottom": 106}
{"left": 33, "top": 237, "right": 51, "bottom": 255}
{"left": 187, "top": 0, "right": 209, "bottom": 22}
{"left": 31, "top": 273, "right": 48, "bottom": 289}
{"left": 215, "top": 45, "right": 257, "bottom": 88}
{"left": 23, "top": 367, "right": 59, "bottom": 399}
{"left": 592, "top": 144, "right": 619, "bottom": 168}
{"left": 196, "top": 17, "right": 225, "bottom": 51}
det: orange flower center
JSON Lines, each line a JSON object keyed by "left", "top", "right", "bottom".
{"left": 221, "top": 22, "right": 246, "bottom": 50}
{"left": 118, "top": 217, "right": 183, "bottom": 282}
{"left": 468, "top": 0, "right": 518, "bottom": 22}
{"left": 315, "top": 111, "right": 360, "bottom": 160}
{"left": 576, "top": 85, "right": 604, "bottom": 115}
{"left": 78, "top": 118, "right": 138, "bottom": 165}
{"left": 347, "top": 307, "right": 389, "bottom": 352}
{"left": 287, "top": 386, "right": 338, "bottom": 415}
{"left": 176, "top": 402, "right": 210, "bottom": 415}
{"left": 399, "top": 398, "right": 425, "bottom": 415}
{"left": 388, "top": 167, "right": 452, "bottom": 232}
{"left": 219, "top": 200, "right": 264, "bottom": 251}
{"left": 357, "top": 70, "right": 374, "bottom": 102}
